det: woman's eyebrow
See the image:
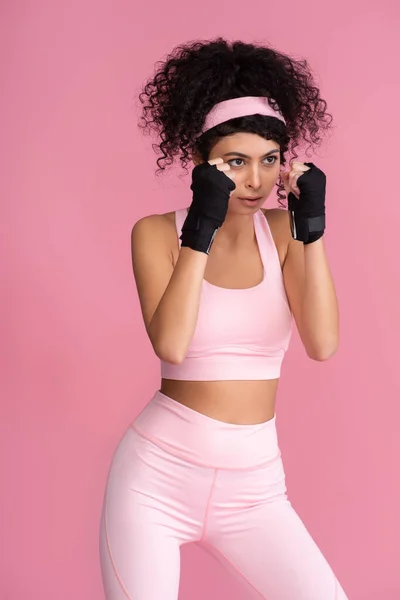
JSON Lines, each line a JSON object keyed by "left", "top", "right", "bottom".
{"left": 222, "top": 149, "right": 280, "bottom": 158}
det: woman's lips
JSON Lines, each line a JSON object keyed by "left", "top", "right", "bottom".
{"left": 239, "top": 197, "right": 262, "bottom": 203}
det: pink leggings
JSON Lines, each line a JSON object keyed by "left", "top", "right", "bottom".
{"left": 99, "top": 390, "right": 349, "bottom": 599}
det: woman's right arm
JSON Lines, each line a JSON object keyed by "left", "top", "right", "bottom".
{"left": 131, "top": 215, "right": 208, "bottom": 364}
{"left": 131, "top": 158, "right": 235, "bottom": 364}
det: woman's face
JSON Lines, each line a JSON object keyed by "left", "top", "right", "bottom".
{"left": 207, "top": 132, "right": 281, "bottom": 212}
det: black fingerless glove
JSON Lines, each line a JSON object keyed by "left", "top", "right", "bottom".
{"left": 288, "top": 162, "right": 326, "bottom": 244}
{"left": 180, "top": 162, "right": 236, "bottom": 254}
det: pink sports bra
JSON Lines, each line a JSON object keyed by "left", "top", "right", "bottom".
{"left": 160, "top": 208, "right": 293, "bottom": 381}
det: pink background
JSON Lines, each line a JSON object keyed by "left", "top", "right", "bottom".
{"left": 2, "top": 1, "right": 400, "bottom": 598}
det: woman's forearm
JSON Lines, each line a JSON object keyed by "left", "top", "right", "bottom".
{"left": 301, "top": 238, "right": 339, "bottom": 360}
{"left": 149, "top": 247, "right": 208, "bottom": 364}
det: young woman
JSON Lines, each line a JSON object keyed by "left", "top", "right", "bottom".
{"left": 99, "top": 38, "right": 349, "bottom": 599}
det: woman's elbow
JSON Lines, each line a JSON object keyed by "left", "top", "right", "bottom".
{"left": 307, "top": 343, "right": 339, "bottom": 362}
{"left": 153, "top": 341, "right": 186, "bottom": 365}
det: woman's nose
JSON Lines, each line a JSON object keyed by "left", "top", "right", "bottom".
{"left": 246, "top": 167, "right": 262, "bottom": 189}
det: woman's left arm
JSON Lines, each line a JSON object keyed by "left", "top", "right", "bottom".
{"left": 283, "top": 233, "right": 339, "bottom": 361}
{"left": 281, "top": 161, "right": 339, "bottom": 361}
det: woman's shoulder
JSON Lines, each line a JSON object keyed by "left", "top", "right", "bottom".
{"left": 131, "top": 210, "right": 180, "bottom": 262}
{"left": 131, "top": 210, "right": 177, "bottom": 234}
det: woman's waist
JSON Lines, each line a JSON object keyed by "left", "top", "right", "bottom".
{"left": 131, "top": 387, "right": 280, "bottom": 469}
{"left": 160, "top": 378, "right": 278, "bottom": 425}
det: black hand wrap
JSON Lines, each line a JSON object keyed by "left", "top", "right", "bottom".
{"left": 180, "top": 162, "right": 236, "bottom": 254}
{"left": 288, "top": 162, "right": 326, "bottom": 244}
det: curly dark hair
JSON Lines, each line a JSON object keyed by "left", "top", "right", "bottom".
{"left": 137, "top": 38, "right": 333, "bottom": 206}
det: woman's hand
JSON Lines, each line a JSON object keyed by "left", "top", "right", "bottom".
{"left": 280, "top": 161, "right": 310, "bottom": 199}
{"left": 180, "top": 158, "right": 236, "bottom": 255}
{"left": 281, "top": 161, "right": 326, "bottom": 244}
{"left": 207, "top": 157, "right": 236, "bottom": 186}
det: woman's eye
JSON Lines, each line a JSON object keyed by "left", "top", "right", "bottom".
{"left": 228, "top": 156, "right": 278, "bottom": 167}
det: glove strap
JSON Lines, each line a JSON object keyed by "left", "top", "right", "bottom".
{"left": 290, "top": 212, "right": 326, "bottom": 244}
{"left": 180, "top": 210, "right": 220, "bottom": 255}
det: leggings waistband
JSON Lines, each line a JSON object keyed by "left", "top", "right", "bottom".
{"left": 131, "top": 390, "right": 280, "bottom": 469}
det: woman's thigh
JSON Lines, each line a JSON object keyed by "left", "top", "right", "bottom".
{"left": 99, "top": 426, "right": 214, "bottom": 599}
{"left": 201, "top": 458, "right": 349, "bottom": 599}
{"left": 203, "top": 501, "right": 348, "bottom": 599}
{"left": 99, "top": 500, "right": 181, "bottom": 600}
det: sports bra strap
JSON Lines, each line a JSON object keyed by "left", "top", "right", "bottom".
{"left": 254, "top": 210, "right": 282, "bottom": 276}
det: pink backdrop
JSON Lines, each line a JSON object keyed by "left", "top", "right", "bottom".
{"left": 2, "top": 1, "right": 400, "bottom": 598}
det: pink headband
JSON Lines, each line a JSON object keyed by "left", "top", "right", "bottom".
{"left": 200, "top": 96, "right": 286, "bottom": 136}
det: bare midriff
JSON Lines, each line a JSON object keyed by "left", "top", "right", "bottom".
{"left": 159, "top": 378, "right": 279, "bottom": 425}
